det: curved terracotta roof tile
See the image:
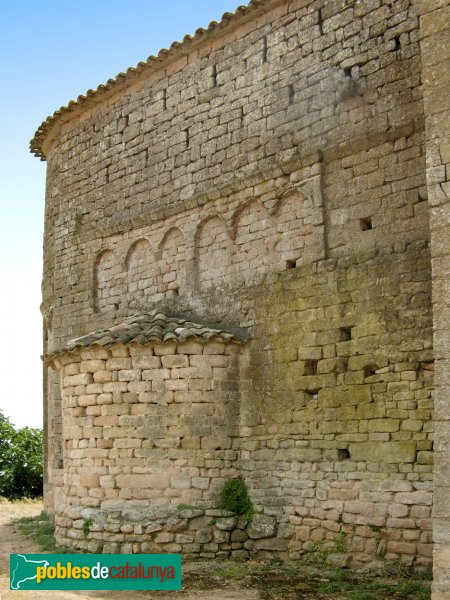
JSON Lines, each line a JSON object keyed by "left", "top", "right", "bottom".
{"left": 30, "top": 0, "right": 272, "bottom": 159}
{"left": 45, "top": 310, "right": 248, "bottom": 361}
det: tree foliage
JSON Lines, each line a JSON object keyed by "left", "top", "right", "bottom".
{"left": 0, "top": 411, "right": 43, "bottom": 499}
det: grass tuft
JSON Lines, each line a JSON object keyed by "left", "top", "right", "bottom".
{"left": 15, "top": 511, "right": 75, "bottom": 554}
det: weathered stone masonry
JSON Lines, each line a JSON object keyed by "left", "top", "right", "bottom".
{"left": 32, "top": 0, "right": 449, "bottom": 595}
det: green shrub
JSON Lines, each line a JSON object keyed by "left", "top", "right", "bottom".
{"left": 0, "top": 410, "right": 43, "bottom": 499}
{"left": 220, "top": 477, "right": 254, "bottom": 517}
{"left": 83, "top": 518, "right": 93, "bottom": 538}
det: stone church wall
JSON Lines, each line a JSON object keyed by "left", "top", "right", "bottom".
{"left": 38, "top": 0, "right": 436, "bottom": 569}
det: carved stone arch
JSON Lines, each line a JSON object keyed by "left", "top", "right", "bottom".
{"left": 194, "top": 214, "right": 233, "bottom": 245}
{"left": 93, "top": 248, "right": 121, "bottom": 313}
{"left": 232, "top": 198, "right": 276, "bottom": 280}
{"left": 231, "top": 198, "right": 271, "bottom": 240}
{"left": 126, "top": 238, "right": 156, "bottom": 306}
{"left": 155, "top": 227, "right": 187, "bottom": 297}
{"left": 155, "top": 227, "right": 184, "bottom": 258}
{"left": 273, "top": 187, "right": 312, "bottom": 219}
{"left": 274, "top": 187, "right": 316, "bottom": 268}
{"left": 195, "top": 215, "right": 234, "bottom": 289}
{"left": 125, "top": 237, "right": 152, "bottom": 268}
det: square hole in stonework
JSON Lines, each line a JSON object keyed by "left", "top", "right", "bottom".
{"left": 364, "top": 364, "right": 378, "bottom": 378}
{"left": 360, "top": 217, "right": 373, "bottom": 231}
{"left": 337, "top": 449, "right": 350, "bottom": 461}
{"left": 338, "top": 358, "right": 349, "bottom": 373}
{"left": 417, "top": 191, "right": 427, "bottom": 203}
{"left": 339, "top": 327, "right": 352, "bottom": 341}
{"left": 286, "top": 259, "right": 297, "bottom": 270}
{"left": 306, "top": 388, "right": 320, "bottom": 400}
{"left": 304, "top": 360, "right": 318, "bottom": 375}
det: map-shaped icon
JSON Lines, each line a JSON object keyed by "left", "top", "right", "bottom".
{"left": 10, "top": 554, "right": 49, "bottom": 590}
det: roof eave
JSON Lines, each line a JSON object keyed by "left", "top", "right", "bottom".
{"left": 30, "top": 0, "right": 279, "bottom": 160}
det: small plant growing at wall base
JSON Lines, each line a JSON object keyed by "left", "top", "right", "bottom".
{"left": 220, "top": 477, "right": 254, "bottom": 518}
{"left": 83, "top": 518, "right": 93, "bottom": 538}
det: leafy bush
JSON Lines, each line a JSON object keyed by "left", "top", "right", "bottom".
{"left": 0, "top": 410, "right": 43, "bottom": 499}
{"left": 220, "top": 477, "right": 254, "bottom": 517}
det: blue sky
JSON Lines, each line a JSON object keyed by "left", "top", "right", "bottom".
{"left": 0, "top": 0, "right": 241, "bottom": 428}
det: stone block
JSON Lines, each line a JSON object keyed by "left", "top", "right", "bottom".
{"left": 344, "top": 386, "right": 372, "bottom": 405}
{"left": 254, "top": 538, "right": 288, "bottom": 551}
{"left": 171, "top": 366, "right": 212, "bottom": 379}
{"left": 402, "top": 420, "right": 424, "bottom": 432}
{"left": 277, "top": 523, "right": 295, "bottom": 539}
{"left": 64, "top": 363, "right": 80, "bottom": 376}
{"left": 176, "top": 342, "right": 203, "bottom": 355}
{"left": 78, "top": 395, "right": 97, "bottom": 407}
{"left": 99, "top": 475, "right": 116, "bottom": 488}
{"left": 94, "top": 371, "right": 113, "bottom": 383}
{"left": 349, "top": 442, "right": 416, "bottom": 463}
{"left": 97, "top": 393, "right": 113, "bottom": 405}
{"left": 115, "top": 474, "right": 169, "bottom": 489}
{"left": 203, "top": 343, "right": 226, "bottom": 355}
{"left": 171, "top": 478, "right": 191, "bottom": 490}
{"left": 201, "top": 437, "right": 232, "bottom": 450}
{"left": 356, "top": 403, "right": 386, "bottom": 420}
{"left": 318, "top": 388, "right": 342, "bottom": 408}
{"left": 142, "top": 368, "right": 171, "bottom": 380}
{"left": 178, "top": 509, "right": 205, "bottom": 519}
{"left": 386, "top": 541, "right": 417, "bottom": 555}
{"left": 192, "top": 477, "right": 210, "bottom": 490}
{"left": 161, "top": 355, "right": 189, "bottom": 368}
{"left": 190, "top": 355, "right": 229, "bottom": 367}
{"left": 394, "top": 491, "right": 433, "bottom": 506}
{"left": 64, "top": 373, "right": 92, "bottom": 386}
{"left": 327, "top": 553, "right": 351, "bottom": 568}
{"left": 80, "top": 474, "right": 100, "bottom": 487}
{"left": 174, "top": 391, "right": 203, "bottom": 403}
{"left": 195, "top": 528, "right": 213, "bottom": 543}
{"left": 247, "top": 515, "right": 277, "bottom": 539}
{"left": 231, "top": 529, "right": 248, "bottom": 542}
{"left": 118, "top": 369, "right": 141, "bottom": 382}
{"left": 153, "top": 343, "right": 178, "bottom": 356}
{"left": 367, "top": 419, "right": 400, "bottom": 433}
{"left": 107, "top": 358, "right": 132, "bottom": 371}
{"left": 285, "top": 447, "right": 322, "bottom": 462}
{"left": 141, "top": 541, "right": 162, "bottom": 553}
{"left": 110, "top": 344, "right": 129, "bottom": 358}
{"left": 131, "top": 355, "right": 161, "bottom": 369}
{"left": 81, "top": 360, "right": 106, "bottom": 373}
{"left": 417, "top": 451, "right": 433, "bottom": 465}
{"left": 215, "top": 517, "right": 238, "bottom": 531}
{"left": 80, "top": 348, "right": 110, "bottom": 360}
{"left": 388, "top": 504, "right": 409, "bottom": 518}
